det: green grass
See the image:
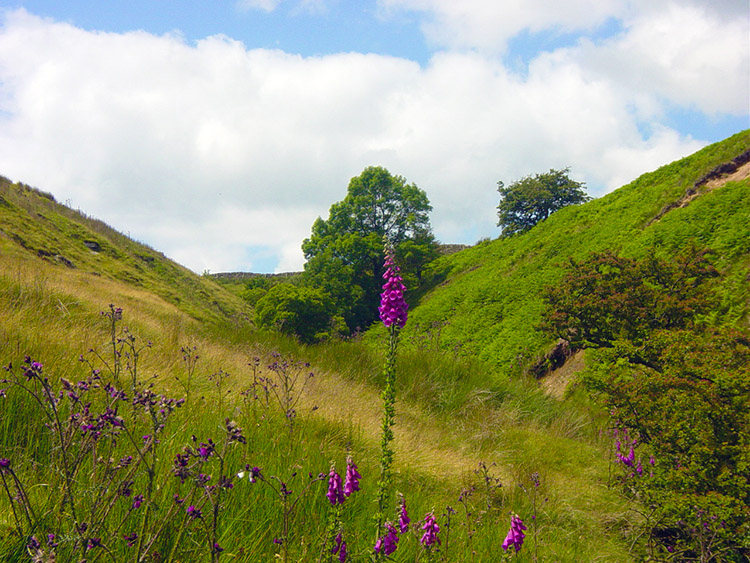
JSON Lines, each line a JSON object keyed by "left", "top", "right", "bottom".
{"left": 396, "top": 130, "right": 750, "bottom": 373}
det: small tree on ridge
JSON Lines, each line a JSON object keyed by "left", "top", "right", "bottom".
{"left": 497, "top": 167, "right": 590, "bottom": 237}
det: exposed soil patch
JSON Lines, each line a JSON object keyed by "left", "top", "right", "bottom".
{"left": 648, "top": 149, "right": 750, "bottom": 225}
{"left": 541, "top": 349, "right": 585, "bottom": 400}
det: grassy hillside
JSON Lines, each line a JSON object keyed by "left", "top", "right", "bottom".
{"left": 0, "top": 179, "right": 642, "bottom": 559}
{"left": 1, "top": 131, "right": 747, "bottom": 561}
{"left": 0, "top": 177, "right": 251, "bottom": 325}
{"left": 401, "top": 130, "right": 750, "bottom": 373}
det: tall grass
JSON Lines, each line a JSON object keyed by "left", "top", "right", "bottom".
{"left": 0, "top": 249, "right": 639, "bottom": 561}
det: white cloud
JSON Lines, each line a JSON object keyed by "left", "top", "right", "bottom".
{"left": 378, "top": 0, "right": 627, "bottom": 52}
{"left": 236, "top": 0, "right": 283, "bottom": 13}
{"left": 0, "top": 7, "right": 743, "bottom": 273}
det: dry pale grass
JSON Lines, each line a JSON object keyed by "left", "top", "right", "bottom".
{"left": 0, "top": 246, "right": 503, "bottom": 487}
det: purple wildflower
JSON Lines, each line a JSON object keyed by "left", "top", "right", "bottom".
{"left": 123, "top": 532, "right": 138, "bottom": 547}
{"left": 327, "top": 467, "right": 345, "bottom": 505}
{"left": 332, "top": 531, "right": 347, "bottom": 561}
{"left": 420, "top": 512, "right": 440, "bottom": 547}
{"left": 344, "top": 458, "right": 361, "bottom": 497}
{"left": 132, "top": 494, "right": 144, "bottom": 509}
{"left": 186, "top": 505, "right": 202, "bottom": 519}
{"left": 374, "top": 522, "right": 399, "bottom": 556}
{"left": 378, "top": 251, "right": 408, "bottom": 329}
{"left": 501, "top": 514, "right": 527, "bottom": 553}
{"left": 398, "top": 495, "right": 410, "bottom": 534}
{"left": 0, "top": 458, "right": 10, "bottom": 469}
{"left": 213, "top": 543, "right": 224, "bottom": 554}
{"left": 27, "top": 536, "right": 41, "bottom": 550}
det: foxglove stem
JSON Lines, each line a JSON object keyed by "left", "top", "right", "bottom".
{"left": 374, "top": 323, "right": 399, "bottom": 558}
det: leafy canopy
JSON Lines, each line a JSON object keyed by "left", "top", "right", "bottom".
{"left": 302, "top": 166, "right": 437, "bottom": 331}
{"left": 254, "top": 283, "right": 341, "bottom": 344}
{"left": 543, "top": 249, "right": 750, "bottom": 557}
{"left": 497, "top": 167, "right": 590, "bottom": 237}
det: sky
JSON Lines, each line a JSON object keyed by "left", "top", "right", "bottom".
{"left": 0, "top": 1, "right": 748, "bottom": 273}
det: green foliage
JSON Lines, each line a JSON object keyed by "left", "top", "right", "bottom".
{"left": 302, "top": 166, "right": 438, "bottom": 331}
{"left": 497, "top": 167, "right": 590, "bottom": 237}
{"left": 543, "top": 248, "right": 719, "bottom": 352}
{"left": 545, "top": 249, "right": 750, "bottom": 558}
{"left": 587, "top": 329, "right": 750, "bottom": 560}
{"left": 255, "top": 283, "right": 341, "bottom": 343}
{"left": 404, "top": 130, "right": 750, "bottom": 373}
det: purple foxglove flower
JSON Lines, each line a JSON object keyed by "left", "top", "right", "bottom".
{"left": 399, "top": 496, "right": 410, "bottom": 534}
{"left": 344, "top": 459, "right": 361, "bottom": 497}
{"left": 420, "top": 512, "right": 440, "bottom": 547}
{"left": 332, "top": 532, "right": 343, "bottom": 555}
{"left": 374, "top": 523, "right": 399, "bottom": 556}
{"left": 326, "top": 468, "right": 345, "bottom": 505}
{"left": 501, "top": 514, "right": 527, "bottom": 553}
{"left": 378, "top": 252, "right": 408, "bottom": 329}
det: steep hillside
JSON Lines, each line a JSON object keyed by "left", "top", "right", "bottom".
{"left": 403, "top": 130, "right": 750, "bottom": 373}
{"left": 0, "top": 177, "right": 251, "bottom": 324}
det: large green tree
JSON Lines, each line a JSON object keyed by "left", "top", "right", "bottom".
{"left": 302, "top": 166, "right": 437, "bottom": 331}
{"left": 497, "top": 167, "right": 590, "bottom": 237}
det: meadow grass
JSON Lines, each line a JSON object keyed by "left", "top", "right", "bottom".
{"left": 0, "top": 245, "right": 638, "bottom": 561}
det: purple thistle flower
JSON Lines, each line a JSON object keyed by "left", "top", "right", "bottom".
{"left": 398, "top": 495, "right": 410, "bottom": 534}
{"left": 420, "top": 512, "right": 440, "bottom": 547}
{"left": 326, "top": 467, "right": 345, "bottom": 506}
{"left": 378, "top": 251, "right": 408, "bottom": 329}
{"left": 344, "top": 458, "right": 361, "bottom": 497}
{"left": 501, "top": 514, "right": 527, "bottom": 553}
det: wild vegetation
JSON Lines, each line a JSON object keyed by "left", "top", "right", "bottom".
{"left": 0, "top": 130, "right": 748, "bottom": 561}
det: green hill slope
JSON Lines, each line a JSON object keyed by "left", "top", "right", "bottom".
{"left": 0, "top": 177, "right": 251, "bottom": 324}
{"left": 404, "top": 130, "right": 750, "bottom": 373}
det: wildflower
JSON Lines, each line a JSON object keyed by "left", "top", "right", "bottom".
{"left": 374, "top": 522, "right": 399, "bottom": 556}
{"left": 501, "top": 514, "right": 527, "bottom": 553}
{"left": 378, "top": 251, "right": 408, "bottom": 329}
{"left": 213, "top": 542, "right": 224, "bottom": 554}
{"left": 123, "top": 532, "right": 138, "bottom": 547}
{"left": 344, "top": 458, "right": 361, "bottom": 497}
{"left": 27, "top": 536, "right": 41, "bottom": 550}
{"left": 0, "top": 458, "right": 10, "bottom": 469}
{"left": 327, "top": 467, "right": 345, "bottom": 506}
{"left": 86, "top": 538, "right": 102, "bottom": 551}
{"left": 132, "top": 494, "right": 144, "bottom": 509}
{"left": 47, "top": 534, "right": 58, "bottom": 548}
{"left": 186, "top": 505, "right": 202, "bottom": 519}
{"left": 398, "top": 495, "right": 410, "bottom": 533}
{"left": 420, "top": 512, "right": 440, "bottom": 547}
{"left": 332, "top": 531, "right": 347, "bottom": 561}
